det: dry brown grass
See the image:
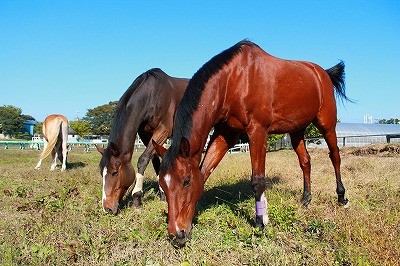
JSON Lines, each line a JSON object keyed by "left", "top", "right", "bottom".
{"left": 0, "top": 144, "right": 399, "bottom": 265}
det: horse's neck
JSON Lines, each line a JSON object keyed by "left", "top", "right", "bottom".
{"left": 113, "top": 112, "right": 143, "bottom": 155}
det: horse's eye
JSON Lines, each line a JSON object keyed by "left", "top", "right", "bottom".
{"left": 112, "top": 171, "right": 118, "bottom": 177}
{"left": 183, "top": 176, "right": 190, "bottom": 187}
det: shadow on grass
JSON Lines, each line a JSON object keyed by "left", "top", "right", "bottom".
{"left": 196, "top": 175, "right": 281, "bottom": 226}
{"left": 118, "top": 174, "right": 290, "bottom": 228}
{"left": 120, "top": 180, "right": 164, "bottom": 210}
{"left": 67, "top": 162, "right": 86, "bottom": 169}
{"left": 120, "top": 175, "right": 282, "bottom": 226}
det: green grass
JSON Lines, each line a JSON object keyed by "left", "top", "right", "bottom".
{"left": 0, "top": 147, "right": 399, "bottom": 265}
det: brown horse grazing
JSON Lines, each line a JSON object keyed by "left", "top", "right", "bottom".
{"left": 153, "top": 40, "right": 350, "bottom": 247}
{"left": 97, "top": 68, "right": 188, "bottom": 215}
{"left": 35, "top": 114, "right": 69, "bottom": 171}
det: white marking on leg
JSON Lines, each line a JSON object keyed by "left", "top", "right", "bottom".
{"left": 102, "top": 167, "right": 107, "bottom": 212}
{"left": 132, "top": 173, "right": 144, "bottom": 195}
{"left": 50, "top": 155, "right": 57, "bottom": 171}
{"left": 256, "top": 193, "right": 269, "bottom": 225}
{"left": 35, "top": 159, "right": 42, "bottom": 170}
{"left": 164, "top": 173, "right": 171, "bottom": 189}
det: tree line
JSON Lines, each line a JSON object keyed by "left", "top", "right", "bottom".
{"left": 0, "top": 103, "right": 398, "bottom": 140}
{"left": 0, "top": 102, "right": 117, "bottom": 139}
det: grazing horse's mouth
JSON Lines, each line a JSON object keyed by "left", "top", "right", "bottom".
{"left": 169, "top": 229, "right": 192, "bottom": 248}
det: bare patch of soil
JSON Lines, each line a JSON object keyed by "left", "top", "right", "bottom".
{"left": 342, "top": 143, "right": 400, "bottom": 157}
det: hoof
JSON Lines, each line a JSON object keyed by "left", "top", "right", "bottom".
{"left": 338, "top": 197, "right": 349, "bottom": 208}
{"left": 131, "top": 191, "right": 143, "bottom": 209}
{"left": 159, "top": 191, "right": 166, "bottom": 202}
{"left": 301, "top": 192, "right": 312, "bottom": 207}
{"left": 254, "top": 215, "right": 265, "bottom": 230}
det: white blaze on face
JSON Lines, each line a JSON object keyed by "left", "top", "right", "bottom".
{"left": 164, "top": 173, "right": 172, "bottom": 189}
{"left": 102, "top": 167, "right": 108, "bottom": 210}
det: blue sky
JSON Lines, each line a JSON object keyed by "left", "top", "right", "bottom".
{"left": 1, "top": 1, "right": 399, "bottom": 123}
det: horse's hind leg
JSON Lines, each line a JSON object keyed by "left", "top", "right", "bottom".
{"left": 290, "top": 131, "right": 312, "bottom": 207}
{"left": 50, "top": 149, "right": 57, "bottom": 171}
{"left": 314, "top": 121, "right": 349, "bottom": 207}
{"left": 60, "top": 125, "right": 68, "bottom": 171}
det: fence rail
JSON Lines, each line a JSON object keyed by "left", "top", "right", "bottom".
{"left": 2, "top": 133, "right": 399, "bottom": 153}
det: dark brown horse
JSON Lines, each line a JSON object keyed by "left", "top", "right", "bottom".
{"left": 97, "top": 68, "right": 188, "bottom": 214}
{"left": 153, "top": 40, "right": 350, "bottom": 247}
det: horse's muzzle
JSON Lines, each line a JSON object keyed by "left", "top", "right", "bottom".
{"left": 169, "top": 230, "right": 190, "bottom": 248}
{"left": 103, "top": 207, "right": 118, "bottom": 215}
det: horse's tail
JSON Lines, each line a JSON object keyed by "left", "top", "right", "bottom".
{"left": 325, "top": 61, "right": 353, "bottom": 103}
{"left": 39, "top": 118, "right": 63, "bottom": 160}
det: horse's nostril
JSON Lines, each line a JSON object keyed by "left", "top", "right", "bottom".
{"left": 104, "top": 207, "right": 113, "bottom": 214}
{"left": 177, "top": 230, "right": 186, "bottom": 239}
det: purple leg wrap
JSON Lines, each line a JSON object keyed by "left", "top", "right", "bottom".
{"left": 256, "top": 200, "right": 266, "bottom": 216}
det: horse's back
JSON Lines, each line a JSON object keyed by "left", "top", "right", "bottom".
{"left": 227, "top": 45, "right": 333, "bottom": 133}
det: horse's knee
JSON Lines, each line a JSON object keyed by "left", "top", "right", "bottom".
{"left": 137, "top": 154, "right": 150, "bottom": 174}
{"left": 299, "top": 155, "right": 311, "bottom": 170}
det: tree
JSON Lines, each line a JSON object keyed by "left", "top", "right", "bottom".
{"left": 0, "top": 105, "right": 26, "bottom": 138}
{"left": 34, "top": 121, "right": 43, "bottom": 135}
{"left": 70, "top": 120, "right": 91, "bottom": 138}
{"left": 378, "top": 118, "right": 400, "bottom": 124}
{"left": 304, "top": 123, "right": 323, "bottom": 139}
{"left": 83, "top": 101, "right": 118, "bottom": 135}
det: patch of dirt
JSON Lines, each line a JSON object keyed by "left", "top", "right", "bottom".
{"left": 342, "top": 143, "right": 400, "bottom": 157}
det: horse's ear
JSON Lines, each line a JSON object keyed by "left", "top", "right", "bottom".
{"left": 109, "top": 142, "right": 120, "bottom": 157}
{"left": 179, "top": 137, "right": 190, "bottom": 158}
{"left": 152, "top": 140, "right": 166, "bottom": 157}
{"left": 96, "top": 145, "right": 104, "bottom": 155}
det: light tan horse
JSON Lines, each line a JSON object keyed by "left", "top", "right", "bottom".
{"left": 35, "top": 114, "right": 69, "bottom": 171}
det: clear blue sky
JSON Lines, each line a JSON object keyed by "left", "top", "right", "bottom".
{"left": 1, "top": 1, "right": 399, "bottom": 123}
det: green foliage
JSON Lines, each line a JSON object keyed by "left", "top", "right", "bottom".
{"left": 268, "top": 203, "right": 299, "bottom": 232}
{"left": 304, "top": 123, "right": 322, "bottom": 139}
{"left": 83, "top": 101, "right": 118, "bottom": 135}
{"left": 70, "top": 120, "right": 91, "bottom": 138}
{"left": 34, "top": 121, "right": 43, "bottom": 135}
{"left": 0, "top": 105, "right": 25, "bottom": 137}
{"left": 268, "top": 134, "right": 284, "bottom": 144}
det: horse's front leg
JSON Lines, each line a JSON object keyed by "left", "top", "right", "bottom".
{"left": 200, "top": 128, "right": 239, "bottom": 181}
{"left": 247, "top": 125, "right": 269, "bottom": 229}
{"left": 131, "top": 130, "right": 169, "bottom": 208}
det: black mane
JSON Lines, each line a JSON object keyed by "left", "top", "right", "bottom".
{"left": 100, "top": 68, "right": 163, "bottom": 169}
{"left": 161, "top": 40, "right": 255, "bottom": 171}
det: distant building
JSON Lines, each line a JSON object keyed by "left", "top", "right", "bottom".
{"left": 307, "top": 123, "right": 400, "bottom": 148}
{"left": 23, "top": 120, "right": 36, "bottom": 136}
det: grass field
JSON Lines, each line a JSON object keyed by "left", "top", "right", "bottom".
{"left": 0, "top": 145, "right": 399, "bottom": 265}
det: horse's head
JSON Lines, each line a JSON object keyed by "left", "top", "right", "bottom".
{"left": 154, "top": 138, "right": 204, "bottom": 247}
{"left": 97, "top": 143, "right": 135, "bottom": 214}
